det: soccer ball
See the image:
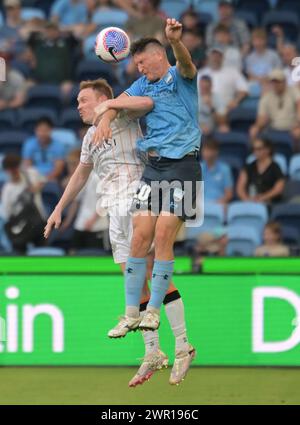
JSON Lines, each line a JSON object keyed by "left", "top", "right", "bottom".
{"left": 95, "top": 27, "right": 131, "bottom": 63}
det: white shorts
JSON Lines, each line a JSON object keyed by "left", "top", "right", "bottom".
{"left": 108, "top": 207, "right": 133, "bottom": 264}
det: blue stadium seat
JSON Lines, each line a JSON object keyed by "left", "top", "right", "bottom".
{"left": 277, "top": 0, "right": 300, "bottom": 19}
{"left": 75, "top": 59, "right": 117, "bottom": 86}
{"left": 281, "top": 225, "right": 300, "bottom": 246}
{"left": 0, "top": 110, "right": 17, "bottom": 131}
{"left": 69, "top": 84, "right": 80, "bottom": 107}
{"left": 0, "top": 130, "right": 29, "bottom": 154}
{"left": 27, "top": 247, "right": 66, "bottom": 256}
{"left": 271, "top": 203, "right": 300, "bottom": 229}
{"left": 83, "top": 34, "right": 97, "bottom": 58}
{"left": 214, "top": 131, "right": 249, "bottom": 164}
{"left": 226, "top": 225, "right": 261, "bottom": 256}
{"left": 18, "top": 107, "right": 58, "bottom": 132}
{"left": 235, "top": 10, "right": 258, "bottom": 29}
{"left": 41, "top": 182, "right": 62, "bottom": 216}
{"left": 197, "top": 12, "right": 213, "bottom": 29}
{"left": 227, "top": 201, "right": 268, "bottom": 234}
{"left": 185, "top": 202, "right": 225, "bottom": 240}
{"left": 60, "top": 108, "right": 82, "bottom": 132}
{"left": 21, "top": 7, "right": 46, "bottom": 20}
{"left": 74, "top": 248, "right": 108, "bottom": 256}
{"left": 161, "top": 0, "right": 192, "bottom": 19}
{"left": 52, "top": 128, "right": 79, "bottom": 153}
{"left": 25, "top": 84, "right": 62, "bottom": 112}
{"left": 247, "top": 153, "right": 288, "bottom": 175}
{"left": 262, "top": 130, "right": 293, "bottom": 159}
{"left": 228, "top": 107, "right": 257, "bottom": 133}
{"left": 262, "top": 11, "right": 299, "bottom": 42}
{"left": 92, "top": 8, "right": 129, "bottom": 28}
{"left": 0, "top": 11, "right": 3, "bottom": 26}
{"left": 236, "top": 0, "right": 271, "bottom": 22}
{"left": 289, "top": 154, "right": 300, "bottom": 180}
{"left": 240, "top": 97, "right": 259, "bottom": 110}
{"left": 283, "top": 180, "right": 300, "bottom": 201}
{"left": 193, "top": 0, "right": 219, "bottom": 21}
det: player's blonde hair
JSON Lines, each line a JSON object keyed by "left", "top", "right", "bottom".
{"left": 79, "top": 79, "right": 114, "bottom": 99}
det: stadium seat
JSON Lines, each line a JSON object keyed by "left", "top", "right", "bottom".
{"left": 41, "top": 182, "right": 62, "bottom": 216}
{"left": 185, "top": 202, "right": 225, "bottom": 240}
{"left": 21, "top": 7, "right": 46, "bottom": 20}
{"left": 197, "top": 12, "right": 213, "bottom": 29}
{"left": 283, "top": 180, "right": 300, "bottom": 202}
{"left": 68, "top": 84, "right": 80, "bottom": 107}
{"left": 0, "top": 130, "right": 29, "bottom": 154}
{"left": 235, "top": 10, "right": 258, "bottom": 29}
{"left": 193, "top": 0, "right": 219, "bottom": 21}
{"left": 74, "top": 248, "right": 108, "bottom": 256}
{"left": 236, "top": 0, "right": 272, "bottom": 22}
{"left": 240, "top": 97, "right": 259, "bottom": 110}
{"left": 227, "top": 201, "right": 268, "bottom": 234}
{"left": 60, "top": 108, "right": 82, "bottom": 132}
{"left": 214, "top": 131, "right": 249, "bottom": 164}
{"left": 271, "top": 203, "right": 300, "bottom": 229}
{"left": 161, "top": 0, "right": 192, "bottom": 20}
{"left": 75, "top": 59, "right": 117, "bottom": 86}
{"left": 52, "top": 128, "right": 79, "bottom": 153}
{"left": 18, "top": 107, "right": 58, "bottom": 133}
{"left": 277, "top": 0, "right": 300, "bottom": 19}
{"left": 220, "top": 155, "right": 243, "bottom": 185}
{"left": 27, "top": 247, "right": 66, "bottom": 256}
{"left": 228, "top": 107, "right": 257, "bottom": 133}
{"left": 226, "top": 225, "right": 261, "bottom": 256}
{"left": 281, "top": 225, "right": 300, "bottom": 247}
{"left": 262, "top": 11, "right": 299, "bottom": 42}
{"left": 289, "top": 154, "right": 300, "bottom": 180}
{"left": 92, "top": 9, "right": 129, "bottom": 28}
{"left": 25, "top": 84, "right": 62, "bottom": 112}
{"left": 83, "top": 34, "right": 97, "bottom": 58}
{"left": 262, "top": 130, "right": 293, "bottom": 159}
{"left": 0, "top": 110, "right": 17, "bottom": 131}
{"left": 0, "top": 11, "right": 3, "bottom": 26}
{"left": 247, "top": 153, "right": 288, "bottom": 175}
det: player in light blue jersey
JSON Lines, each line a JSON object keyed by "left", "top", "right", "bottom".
{"left": 94, "top": 19, "right": 202, "bottom": 386}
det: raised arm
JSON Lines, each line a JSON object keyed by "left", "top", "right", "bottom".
{"left": 44, "top": 162, "right": 92, "bottom": 238}
{"left": 94, "top": 94, "right": 154, "bottom": 120}
{"left": 166, "top": 18, "right": 197, "bottom": 79}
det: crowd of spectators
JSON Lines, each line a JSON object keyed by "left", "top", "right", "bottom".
{"left": 1, "top": 0, "right": 300, "bottom": 261}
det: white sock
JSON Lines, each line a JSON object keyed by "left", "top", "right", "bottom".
{"left": 165, "top": 298, "right": 190, "bottom": 353}
{"left": 126, "top": 306, "right": 140, "bottom": 318}
{"left": 140, "top": 310, "right": 160, "bottom": 356}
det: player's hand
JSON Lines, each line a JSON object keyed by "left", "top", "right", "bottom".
{"left": 92, "top": 117, "right": 113, "bottom": 145}
{"left": 44, "top": 208, "right": 62, "bottom": 239}
{"left": 165, "top": 18, "right": 183, "bottom": 43}
{"left": 93, "top": 100, "right": 112, "bottom": 122}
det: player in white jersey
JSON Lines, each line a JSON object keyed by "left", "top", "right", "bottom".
{"left": 44, "top": 79, "right": 193, "bottom": 387}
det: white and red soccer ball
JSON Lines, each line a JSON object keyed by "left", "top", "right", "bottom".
{"left": 95, "top": 27, "right": 131, "bottom": 63}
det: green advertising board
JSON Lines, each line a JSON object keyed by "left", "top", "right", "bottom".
{"left": 1, "top": 273, "right": 300, "bottom": 366}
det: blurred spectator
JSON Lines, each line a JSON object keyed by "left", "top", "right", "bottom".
{"left": 1, "top": 154, "right": 46, "bottom": 252}
{"left": 280, "top": 43, "right": 300, "bottom": 89}
{"left": 255, "top": 221, "right": 290, "bottom": 257}
{"left": 167, "top": 30, "right": 206, "bottom": 68}
{"left": 28, "top": 22, "right": 77, "bottom": 93}
{"left": 71, "top": 171, "right": 109, "bottom": 252}
{"left": 126, "top": 0, "right": 164, "bottom": 40}
{"left": 201, "top": 137, "right": 233, "bottom": 204}
{"left": 206, "top": 0, "right": 250, "bottom": 55}
{"left": 213, "top": 24, "right": 242, "bottom": 70}
{"left": 0, "top": 0, "right": 25, "bottom": 59}
{"left": 237, "top": 137, "right": 285, "bottom": 204}
{"left": 198, "top": 46, "right": 248, "bottom": 113}
{"left": 198, "top": 75, "right": 228, "bottom": 134}
{"left": 192, "top": 229, "right": 228, "bottom": 272}
{"left": 250, "top": 69, "right": 300, "bottom": 148}
{"left": 50, "top": 0, "right": 88, "bottom": 26}
{"left": 0, "top": 62, "right": 27, "bottom": 110}
{"left": 245, "top": 28, "right": 282, "bottom": 85}
{"left": 22, "top": 118, "right": 65, "bottom": 181}
{"left": 181, "top": 10, "right": 203, "bottom": 37}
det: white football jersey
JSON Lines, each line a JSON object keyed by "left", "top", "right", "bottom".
{"left": 80, "top": 113, "right": 144, "bottom": 208}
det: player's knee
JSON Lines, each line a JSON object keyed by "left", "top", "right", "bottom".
{"left": 154, "top": 227, "right": 175, "bottom": 251}
{"left": 131, "top": 231, "right": 152, "bottom": 256}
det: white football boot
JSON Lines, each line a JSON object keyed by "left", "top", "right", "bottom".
{"left": 169, "top": 345, "right": 196, "bottom": 385}
{"left": 129, "top": 350, "right": 169, "bottom": 387}
{"left": 139, "top": 310, "right": 160, "bottom": 331}
{"left": 107, "top": 316, "right": 141, "bottom": 338}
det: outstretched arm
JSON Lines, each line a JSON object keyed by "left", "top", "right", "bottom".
{"left": 166, "top": 18, "right": 197, "bottom": 79}
{"left": 94, "top": 95, "right": 153, "bottom": 121}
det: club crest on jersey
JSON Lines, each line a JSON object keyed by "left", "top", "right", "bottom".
{"left": 165, "top": 73, "right": 173, "bottom": 84}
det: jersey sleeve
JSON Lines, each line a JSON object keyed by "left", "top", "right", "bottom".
{"left": 80, "top": 130, "right": 93, "bottom": 165}
{"left": 124, "top": 78, "right": 144, "bottom": 97}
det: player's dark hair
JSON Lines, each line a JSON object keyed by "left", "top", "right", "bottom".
{"left": 35, "top": 117, "right": 54, "bottom": 128}
{"left": 130, "top": 37, "right": 164, "bottom": 56}
{"left": 3, "top": 154, "right": 21, "bottom": 170}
